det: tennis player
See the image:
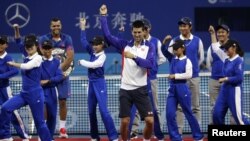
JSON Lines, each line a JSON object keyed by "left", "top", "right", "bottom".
{"left": 129, "top": 18, "right": 165, "bottom": 140}
{"left": 100, "top": 4, "right": 154, "bottom": 141}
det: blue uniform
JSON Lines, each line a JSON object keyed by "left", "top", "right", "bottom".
{"left": 172, "top": 35, "right": 203, "bottom": 78}
{"left": 161, "top": 45, "right": 203, "bottom": 141}
{"left": 39, "top": 33, "right": 74, "bottom": 99}
{"left": 0, "top": 52, "right": 29, "bottom": 139}
{"left": 41, "top": 57, "right": 64, "bottom": 139}
{"left": 0, "top": 52, "right": 51, "bottom": 141}
{"left": 211, "top": 42, "right": 249, "bottom": 125}
{"left": 79, "top": 31, "right": 118, "bottom": 140}
{"left": 212, "top": 55, "right": 249, "bottom": 124}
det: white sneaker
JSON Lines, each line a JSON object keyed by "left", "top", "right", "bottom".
{"left": 91, "top": 139, "right": 97, "bottom": 141}
{"left": 130, "top": 133, "right": 138, "bottom": 140}
{"left": 38, "top": 137, "right": 41, "bottom": 141}
{"left": 22, "top": 139, "right": 29, "bottom": 141}
{"left": 0, "top": 138, "right": 13, "bottom": 141}
{"left": 59, "top": 128, "right": 68, "bottom": 138}
{"left": 112, "top": 139, "right": 119, "bottom": 141}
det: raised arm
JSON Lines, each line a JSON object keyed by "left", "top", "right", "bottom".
{"left": 79, "top": 54, "right": 106, "bottom": 69}
{"left": 80, "top": 18, "right": 93, "bottom": 55}
{"left": 161, "top": 35, "right": 174, "bottom": 62}
{"left": 99, "top": 5, "right": 127, "bottom": 54}
{"left": 13, "top": 24, "right": 27, "bottom": 56}
{"left": 209, "top": 25, "right": 227, "bottom": 62}
{"left": 156, "top": 40, "right": 166, "bottom": 65}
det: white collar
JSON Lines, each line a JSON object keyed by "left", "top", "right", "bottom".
{"left": 43, "top": 56, "right": 53, "bottom": 61}
{"left": 180, "top": 34, "right": 193, "bottom": 40}
{"left": 145, "top": 34, "right": 152, "bottom": 41}
{"left": 229, "top": 54, "right": 239, "bottom": 61}
{"left": 94, "top": 51, "right": 104, "bottom": 56}
{"left": 175, "top": 55, "right": 187, "bottom": 60}
{"left": 0, "top": 52, "right": 7, "bottom": 59}
{"left": 26, "top": 52, "right": 38, "bottom": 59}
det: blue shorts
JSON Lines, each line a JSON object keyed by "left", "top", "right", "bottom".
{"left": 57, "top": 76, "right": 71, "bottom": 99}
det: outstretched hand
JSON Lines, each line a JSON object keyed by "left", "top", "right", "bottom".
{"left": 7, "top": 61, "right": 20, "bottom": 68}
{"left": 100, "top": 4, "right": 107, "bottom": 16}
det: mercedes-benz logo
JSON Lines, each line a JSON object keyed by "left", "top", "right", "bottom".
{"left": 5, "top": 3, "right": 30, "bottom": 28}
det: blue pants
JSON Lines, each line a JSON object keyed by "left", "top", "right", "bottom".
{"left": 213, "top": 85, "right": 249, "bottom": 125}
{"left": 44, "top": 87, "right": 58, "bottom": 139}
{"left": 129, "top": 80, "right": 164, "bottom": 139}
{"left": 0, "top": 87, "right": 29, "bottom": 139}
{"left": 166, "top": 84, "right": 203, "bottom": 141}
{"left": 57, "top": 76, "right": 70, "bottom": 99}
{"left": 0, "top": 87, "right": 51, "bottom": 141}
{"left": 88, "top": 79, "right": 118, "bottom": 140}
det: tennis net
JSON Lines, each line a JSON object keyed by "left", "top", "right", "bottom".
{"left": 9, "top": 71, "right": 250, "bottom": 134}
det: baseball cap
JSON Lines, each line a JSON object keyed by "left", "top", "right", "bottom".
{"left": 141, "top": 18, "right": 151, "bottom": 29}
{"left": 222, "top": 39, "right": 240, "bottom": 51}
{"left": 216, "top": 24, "right": 230, "bottom": 32}
{"left": 24, "top": 34, "right": 38, "bottom": 48}
{"left": 178, "top": 17, "right": 192, "bottom": 26}
{"left": 0, "top": 35, "right": 8, "bottom": 44}
{"left": 90, "top": 36, "right": 105, "bottom": 46}
{"left": 41, "top": 40, "right": 53, "bottom": 49}
{"left": 170, "top": 40, "right": 185, "bottom": 50}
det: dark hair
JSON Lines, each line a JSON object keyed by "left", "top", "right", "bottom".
{"left": 132, "top": 20, "right": 145, "bottom": 30}
{"left": 172, "top": 40, "right": 186, "bottom": 55}
{"left": 50, "top": 17, "right": 61, "bottom": 24}
{"left": 236, "top": 45, "right": 244, "bottom": 57}
{"left": 24, "top": 34, "right": 42, "bottom": 55}
{"left": 24, "top": 34, "right": 38, "bottom": 47}
{"left": 225, "top": 40, "right": 244, "bottom": 57}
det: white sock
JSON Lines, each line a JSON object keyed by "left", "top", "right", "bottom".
{"left": 143, "top": 139, "right": 150, "bottom": 141}
{"left": 59, "top": 120, "right": 66, "bottom": 129}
